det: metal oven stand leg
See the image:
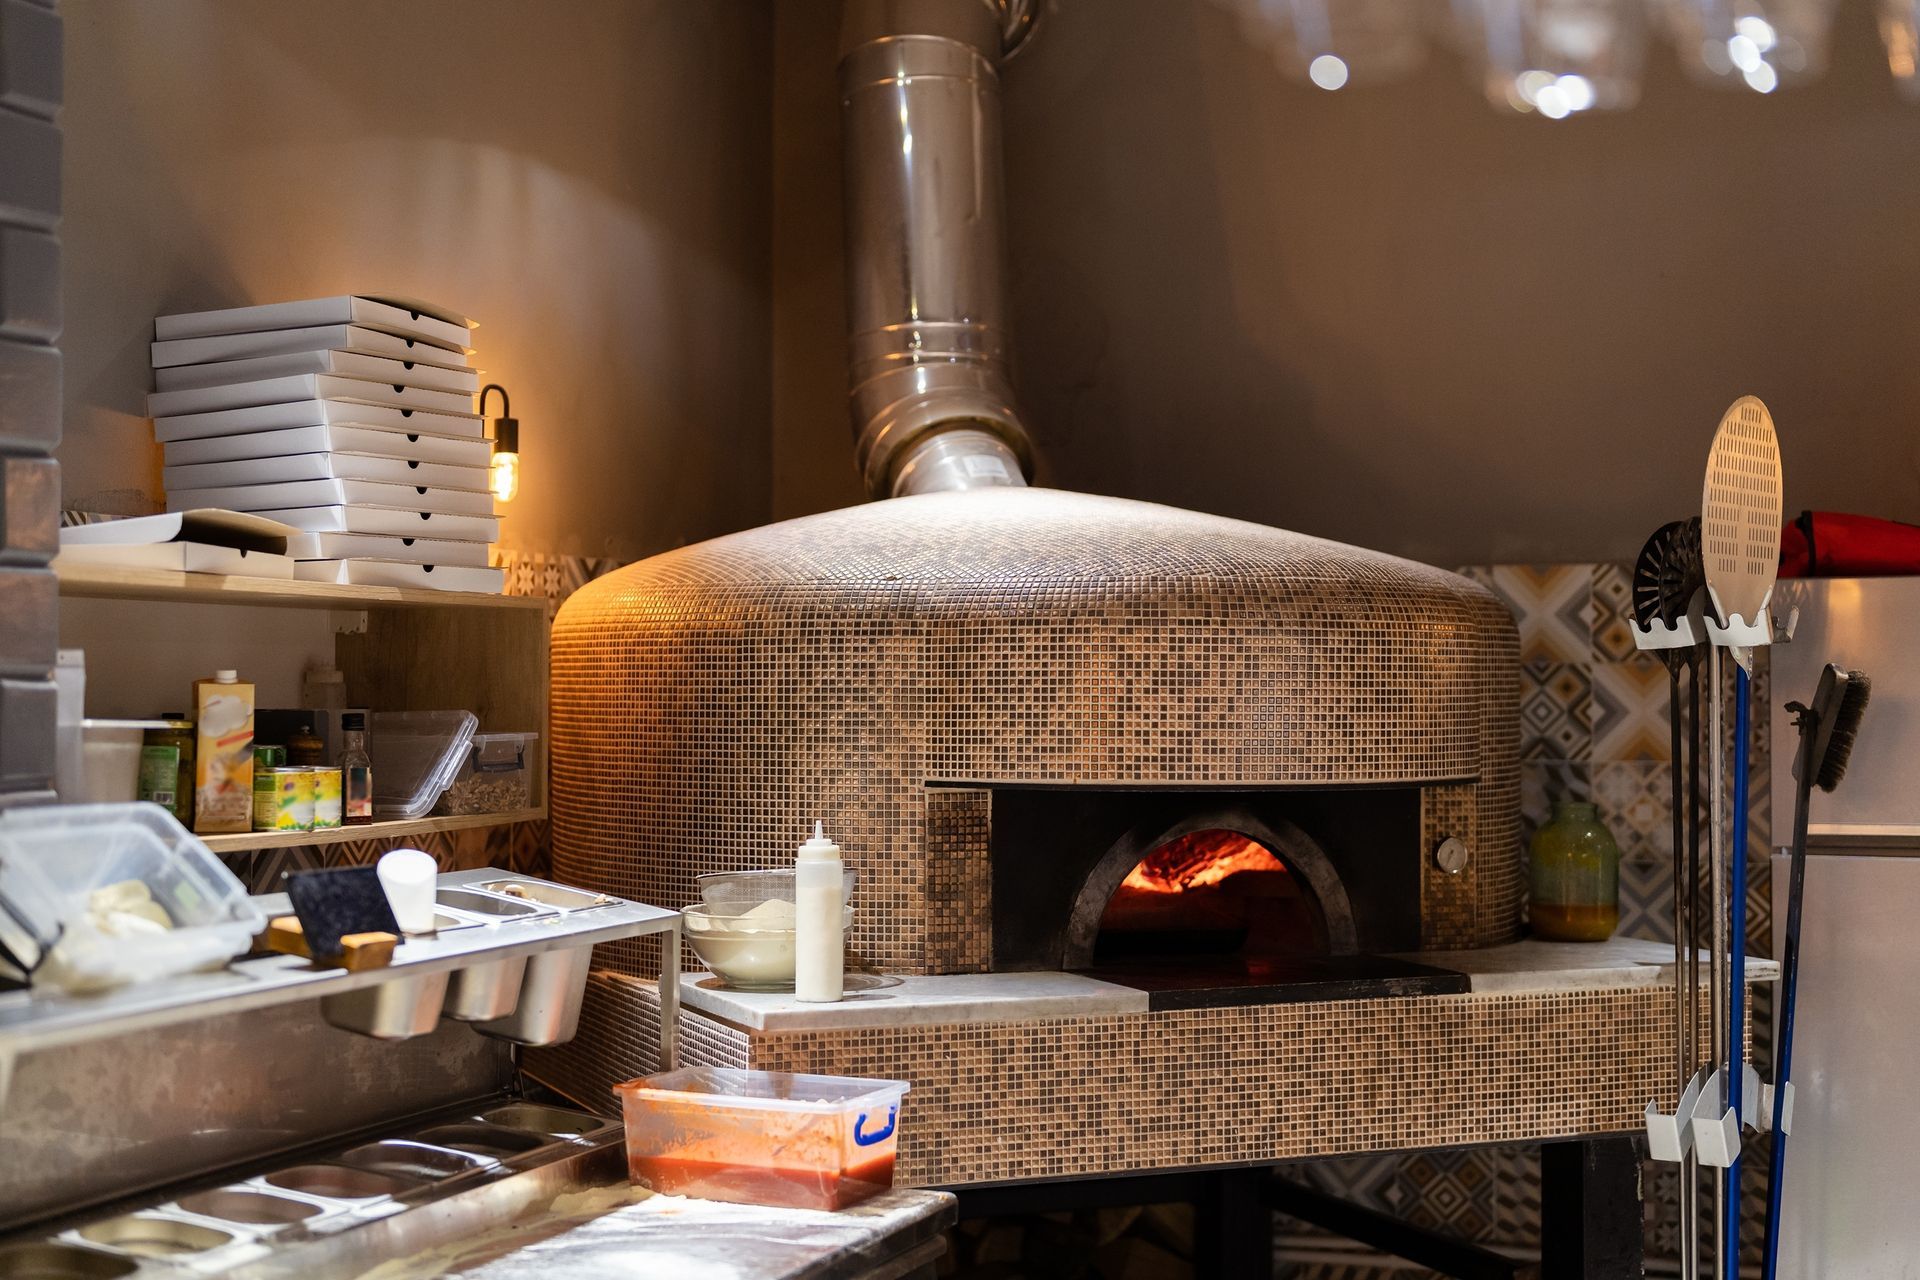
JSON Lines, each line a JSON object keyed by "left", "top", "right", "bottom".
{"left": 1540, "top": 1137, "right": 1644, "bottom": 1280}
{"left": 1194, "top": 1168, "right": 1274, "bottom": 1280}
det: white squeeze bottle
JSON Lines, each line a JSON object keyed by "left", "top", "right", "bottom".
{"left": 794, "top": 820, "right": 845, "bottom": 1003}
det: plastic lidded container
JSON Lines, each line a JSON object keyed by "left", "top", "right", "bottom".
{"left": 368, "top": 711, "right": 478, "bottom": 820}
{"left": 0, "top": 802, "right": 264, "bottom": 992}
{"left": 615, "top": 1067, "right": 909, "bottom": 1210}
{"left": 434, "top": 731, "right": 539, "bottom": 816}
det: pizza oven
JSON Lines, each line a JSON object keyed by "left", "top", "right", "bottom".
{"left": 546, "top": 484, "right": 1521, "bottom": 995}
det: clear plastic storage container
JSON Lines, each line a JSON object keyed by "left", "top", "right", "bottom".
{"left": 368, "top": 711, "right": 478, "bottom": 820}
{"left": 0, "top": 803, "right": 264, "bottom": 992}
{"left": 433, "top": 731, "right": 538, "bottom": 816}
{"left": 616, "top": 1067, "right": 909, "bottom": 1210}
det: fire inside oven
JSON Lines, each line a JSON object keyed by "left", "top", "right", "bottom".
{"left": 1095, "top": 830, "right": 1325, "bottom": 964}
{"left": 984, "top": 787, "right": 1469, "bottom": 1010}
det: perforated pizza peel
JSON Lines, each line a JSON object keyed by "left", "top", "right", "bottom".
{"left": 1700, "top": 395, "right": 1783, "bottom": 646}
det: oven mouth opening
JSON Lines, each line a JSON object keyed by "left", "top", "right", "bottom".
{"left": 1070, "top": 818, "right": 1469, "bottom": 1012}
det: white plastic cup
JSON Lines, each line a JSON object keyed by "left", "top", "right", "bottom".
{"left": 377, "top": 848, "right": 438, "bottom": 935}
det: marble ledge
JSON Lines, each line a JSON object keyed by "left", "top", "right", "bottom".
{"left": 1395, "top": 937, "right": 1781, "bottom": 995}
{"left": 679, "top": 970, "right": 1149, "bottom": 1032}
{"left": 679, "top": 938, "right": 1782, "bottom": 1034}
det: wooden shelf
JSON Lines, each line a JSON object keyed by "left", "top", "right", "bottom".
{"left": 198, "top": 807, "right": 546, "bottom": 853}
{"left": 54, "top": 560, "right": 552, "bottom": 824}
{"left": 54, "top": 561, "right": 543, "bottom": 612}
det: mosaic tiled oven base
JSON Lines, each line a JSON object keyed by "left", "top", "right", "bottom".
{"left": 550, "top": 488, "right": 1522, "bottom": 975}
{"left": 530, "top": 975, "right": 1727, "bottom": 1189}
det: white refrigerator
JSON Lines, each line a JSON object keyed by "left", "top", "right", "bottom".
{"left": 1768, "top": 577, "right": 1920, "bottom": 1277}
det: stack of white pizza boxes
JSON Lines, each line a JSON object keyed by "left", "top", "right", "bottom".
{"left": 148, "top": 296, "right": 501, "bottom": 592}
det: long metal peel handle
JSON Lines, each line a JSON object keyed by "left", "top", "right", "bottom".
{"left": 1707, "top": 645, "right": 1727, "bottom": 1280}
{"left": 1724, "top": 665, "right": 1751, "bottom": 1275}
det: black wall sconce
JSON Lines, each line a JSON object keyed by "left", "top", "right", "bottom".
{"left": 479, "top": 383, "right": 519, "bottom": 503}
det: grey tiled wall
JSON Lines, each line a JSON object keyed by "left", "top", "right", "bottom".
{"left": 0, "top": 0, "right": 59, "bottom": 805}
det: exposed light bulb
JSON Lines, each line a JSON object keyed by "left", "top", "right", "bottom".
{"left": 1735, "top": 15, "right": 1778, "bottom": 52}
{"left": 1557, "top": 74, "right": 1597, "bottom": 112}
{"left": 1309, "top": 54, "right": 1350, "bottom": 90}
{"left": 491, "top": 450, "right": 520, "bottom": 503}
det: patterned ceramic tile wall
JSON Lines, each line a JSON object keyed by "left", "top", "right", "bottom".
{"left": 492, "top": 548, "right": 626, "bottom": 622}
{"left": 220, "top": 818, "right": 551, "bottom": 893}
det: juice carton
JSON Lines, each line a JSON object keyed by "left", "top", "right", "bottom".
{"left": 192, "top": 670, "right": 255, "bottom": 833}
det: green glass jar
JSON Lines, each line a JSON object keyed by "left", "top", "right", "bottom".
{"left": 1529, "top": 800, "right": 1620, "bottom": 942}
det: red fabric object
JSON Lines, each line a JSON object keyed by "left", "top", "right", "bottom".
{"left": 1780, "top": 511, "right": 1920, "bottom": 578}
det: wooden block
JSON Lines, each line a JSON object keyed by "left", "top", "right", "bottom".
{"left": 337, "top": 931, "right": 397, "bottom": 971}
{"left": 261, "top": 915, "right": 395, "bottom": 970}
{"left": 264, "top": 915, "right": 310, "bottom": 958}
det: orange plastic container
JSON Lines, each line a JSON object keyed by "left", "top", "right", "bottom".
{"left": 615, "top": 1067, "right": 909, "bottom": 1211}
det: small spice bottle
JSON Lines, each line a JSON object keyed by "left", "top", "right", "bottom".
{"left": 287, "top": 724, "right": 326, "bottom": 767}
{"left": 339, "top": 712, "right": 374, "bottom": 825}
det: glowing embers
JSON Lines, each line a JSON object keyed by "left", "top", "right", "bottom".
{"left": 1095, "top": 829, "right": 1328, "bottom": 964}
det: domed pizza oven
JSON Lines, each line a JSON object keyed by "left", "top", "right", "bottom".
{"left": 550, "top": 486, "right": 1520, "bottom": 1003}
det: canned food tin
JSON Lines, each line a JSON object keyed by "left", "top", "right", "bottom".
{"left": 252, "top": 768, "right": 279, "bottom": 832}
{"left": 252, "top": 766, "right": 315, "bottom": 832}
{"left": 310, "top": 767, "right": 343, "bottom": 830}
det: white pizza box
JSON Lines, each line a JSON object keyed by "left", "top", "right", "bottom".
{"left": 285, "top": 531, "right": 492, "bottom": 568}
{"left": 257, "top": 505, "right": 499, "bottom": 543}
{"left": 166, "top": 478, "right": 495, "bottom": 518}
{"left": 153, "top": 399, "right": 482, "bottom": 443}
{"left": 56, "top": 542, "right": 296, "bottom": 577}
{"left": 59, "top": 508, "right": 297, "bottom": 549}
{"left": 163, "top": 452, "right": 490, "bottom": 493}
{"left": 154, "top": 350, "right": 479, "bottom": 396}
{"left": 163, "top": 423, "right": 491, "bottom": 468}
{"left": 152, "top": 324, "right": 474, "bottom": 371}
{"left": 55, "top": 509, "right": 298, "bottom": 577}
{"left": 149, "top": 374, "right": 473, "bottom": 419}
{"left": 295, "top": 559, "right": 503, "bottom": 594}
{"left": 154, "top": 296, "right": 473, "bottom": 351}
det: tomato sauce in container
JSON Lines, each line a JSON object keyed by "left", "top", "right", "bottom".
{"left": 616, "top": 1067, "right": 910, "bottom": 1212}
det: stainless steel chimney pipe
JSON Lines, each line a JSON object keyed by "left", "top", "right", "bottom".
{"left": 839, "top": 0, "right": 1038, "bottom": 498}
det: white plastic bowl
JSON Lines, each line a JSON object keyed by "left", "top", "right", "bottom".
{"left": 683, "top": 902, "right": 854, "bottom": 992}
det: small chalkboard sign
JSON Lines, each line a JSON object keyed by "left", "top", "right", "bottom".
{"left": 284, "top": 866, "right": 400, "bottom": 961}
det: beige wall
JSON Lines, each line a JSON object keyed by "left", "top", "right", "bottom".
{"left": 60, "top": 0, "right": 771, "bottom": 562}
{"left": 773, "top": 0, "right": 1920, "bottom": 566}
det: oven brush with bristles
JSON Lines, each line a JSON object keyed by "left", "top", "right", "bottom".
{"left": 1761, "top": 664, "right": 1871, "bottom": 1280}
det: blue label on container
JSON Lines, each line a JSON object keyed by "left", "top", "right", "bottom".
{"left": 853, "top": 1105, "right": 897, "bottom": 1147}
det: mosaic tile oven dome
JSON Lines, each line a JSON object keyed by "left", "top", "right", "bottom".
{"left": 551, "top": 487, "right": 1521, "bottom": 974}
